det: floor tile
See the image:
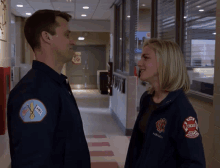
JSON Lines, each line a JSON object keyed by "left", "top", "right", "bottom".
{"left": 88, "top": 142, "right": 110, "bottom": 147}
{"left": 90, "top": 151, "right": 114, "bottom": 157}
{"left": 91, "top": 162, "right": 118, "bottom": 168}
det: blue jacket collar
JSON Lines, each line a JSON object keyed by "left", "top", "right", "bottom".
{"left": 32, "top": 60, "right": 66, "bottom": 85}
{"left": 148, "top": 88, "right": 184, "bottom": 110}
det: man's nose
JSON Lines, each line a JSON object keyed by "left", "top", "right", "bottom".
{"left": 70, "top": 39, "right": 75, "bottom": 45}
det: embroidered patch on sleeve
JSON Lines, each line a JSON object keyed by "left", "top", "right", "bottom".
{"left": 19, "top": 99, "right": 47, "bottom": 123}
{"left": 182, "top": 116, "right": 199, "bottom": 139}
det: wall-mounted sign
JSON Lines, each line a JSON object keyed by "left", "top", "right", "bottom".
{"left": 0, "top": 0, "right": 8, "bottom": 41}
{"left": 72, "top": 52, "right": 81, "bottom": 65}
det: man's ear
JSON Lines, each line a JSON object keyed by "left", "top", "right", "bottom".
{"left": 41, "top": 31, "right": 53, "bottom": 42}
{"left": 48, "top": 33, "right": 53, "bottom": 40}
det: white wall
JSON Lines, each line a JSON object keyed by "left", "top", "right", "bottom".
{"left": 69, "top": 19, "right": 110, "bottom": 32}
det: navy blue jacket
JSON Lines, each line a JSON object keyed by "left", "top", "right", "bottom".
{"left": 7, "top": 60, "right": 91, "bottom": 168}
{"left": 125, "top": 89, "right": 206, "bottom": 168}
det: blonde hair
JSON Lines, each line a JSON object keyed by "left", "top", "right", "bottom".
{"left": 142, "top": 38, "right": 190, "bottom": 94}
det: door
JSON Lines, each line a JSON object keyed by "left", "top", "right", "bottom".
{"left": 66, "top": 45, "right": 106, "bottom": 89}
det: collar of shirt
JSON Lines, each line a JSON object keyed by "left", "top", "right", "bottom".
{"left": 145, "top": 88, "right": 184, "bottom": 111}
{"left": 32, "top": 60, "right": 66, "bottom": 85}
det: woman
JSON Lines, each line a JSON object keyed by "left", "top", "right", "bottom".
{"left": 125, "top": 39, "right": 206, "bottom": 168}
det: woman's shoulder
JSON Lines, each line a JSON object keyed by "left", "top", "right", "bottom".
{"left": 173, "top": 91, "right": 198, "bottom": 119}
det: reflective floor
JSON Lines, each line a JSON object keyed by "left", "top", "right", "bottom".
{"left": 72, "top": 89, "right": 130, "bottom": 168}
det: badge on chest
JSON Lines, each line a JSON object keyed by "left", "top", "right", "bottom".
{"left": 156, "top": 118, "right": 167, "bottom": 133}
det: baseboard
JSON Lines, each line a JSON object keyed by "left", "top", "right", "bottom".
{"left": 110, "top": 108, "right": 133, "bottom": 136}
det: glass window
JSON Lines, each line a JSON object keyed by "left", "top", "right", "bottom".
{"left": 124, "top": 0, "right": 130, "bottom": 72}
{"left": 119, "top": 4, "right": 123, "bottom": 70}
{"left": 157, "top": 0, "right": 176, "bottom": 41}
{"left": 183, "top": 0, "right": 216, "bottom": 96}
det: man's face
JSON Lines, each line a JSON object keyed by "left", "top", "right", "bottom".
{"left": 51, "top": 16, "right": 75, "bottom": 63}
{"left": 137, "top": 45, "right": 159, "bottom": 83}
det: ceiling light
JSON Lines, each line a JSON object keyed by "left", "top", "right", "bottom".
{"left": 141, "top": 4, "right": 146, "bottom": 6}
{"left": 184, "top": 16, "right": 187, "bottom": 18}
{"left": 83, "top": 6, "right": 89, "bottom": 9}
{"left": 127, "top": 15, "right": 130, "bottom": 18}
{"left": 199, "top": 9, "right": 204, "bottom": 12}
{"left": 196, "top": 6, "right": 201, "bottom": 8}
{"left": 26, "top": 13, "right": 31, "bottom": 16}
{"left": 17, "top": 5, "right": 23, "bottom": 7}
{"left": 78, "top": 37, "right": 85, "bottom": 40}
{"left": 213, "top": 33, "right": 216, "bottom": 35}
{"left": 81, "top": 14, "right": 87, "bottom": 17}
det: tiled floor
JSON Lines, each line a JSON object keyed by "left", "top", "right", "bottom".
{"left": 72, "top": 89, "right": 130, "bottom": 168}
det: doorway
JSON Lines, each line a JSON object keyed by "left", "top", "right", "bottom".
{"left": 66, "top": 45, "right": 106, "bottom": 89}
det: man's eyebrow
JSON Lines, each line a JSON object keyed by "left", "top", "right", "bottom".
{"left": 64, "top": 30, "right": 71, "bottom": 34}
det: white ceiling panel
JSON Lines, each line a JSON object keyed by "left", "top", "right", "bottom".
{"left": 11, "top": 7, "right": 22, "bottom": 16}
{"left": 75, "top": 3, "right": 97, "bottom": 19}
{"left": 18, "top": 7, "right": 35, "bottom": 17}
{"left": 99, "top": 0, "right": 115, "bottom": 4}
{"left": 92, "top": 3, "right": 111, "bottom": 19}
{"left": 11, "top": 0, "right": 113, "bottom": 20}
{"left": 75, "top": 3, "right": 97, "bottom": 11}
{"left": 76, "top": 0, "right": 99, "bottom": 3}
{"left": 92, "top": 10, "right": 110, "bottom": 20}
{"left": 28, "top": 2, "right": 54, "bottom": 11}
{"left": 52, "top": 2, "right": 75, "bottom": 11}
{"left": 51, "top": 0, "right": 76, "bottom": 2}
{"left": 41, "top": 0, "right": 52, "bottom": 2}
{"left": 75, "top": 12, "right": 93, "bottom": 19}
{"left": 96, "top": 3, "right": 111, "bottom": 10}
{"left": 11, "top": 0, "right": 31, "bottom": 8}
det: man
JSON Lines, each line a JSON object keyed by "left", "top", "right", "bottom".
{"left": 7, "top": 10, "right": 91, "bottom": 168}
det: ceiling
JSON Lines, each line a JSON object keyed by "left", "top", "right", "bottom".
{"left": 11, "top": 0, "right": 151, "bottom": 20}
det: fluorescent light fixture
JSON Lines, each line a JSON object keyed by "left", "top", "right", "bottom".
{"left": 127, "top": 15, "right": 130, "bottom": 18}
{"left": 78, "top": 37, "right": 85, "bottom": 40}
{"left": 17, "top": 5, "right": 23, "bottom": 7}
{"left": 213, "top": 33, "right": 216, "bottom": 35}
{"left": 141, "top": 4, "right": 146, "bottom": 6}
{"left": 83, "top": 6, "right": 89, "bottom": 9}
{"left": 196, "top": 6, "right": 201, "bottom": 8}
{"left": 199, "top": 9, "right": 204, "bottom": 12}
{"left": 26, "top": 13, "right": 31, "bottom": 16}
{"left": 184, "top": 16, "right": 187, "bottom": 18}
{"left": 81, "top": 14, "right": 87, "bottom": 17}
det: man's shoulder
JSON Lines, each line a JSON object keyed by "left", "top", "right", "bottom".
{"left": 9, "top": 69, "right": 60, "bottom": 104}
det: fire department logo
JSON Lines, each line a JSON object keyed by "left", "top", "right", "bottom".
{"left": 156, "top": 118, "right": 167, "bottom": 133}
{"left": 182, "top": 116, "right": 199, "bottom": 139}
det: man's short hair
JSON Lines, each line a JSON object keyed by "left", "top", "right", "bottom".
{"left": 24, "top": 10, "right": 72, "bottom": 52}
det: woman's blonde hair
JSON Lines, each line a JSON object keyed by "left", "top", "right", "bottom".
{"left": 142, "top": 38, "right": 190, "bottom": 94}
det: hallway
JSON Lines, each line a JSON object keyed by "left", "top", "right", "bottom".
{"left": 72, "top": 89, "right": 130, "bottom": 168}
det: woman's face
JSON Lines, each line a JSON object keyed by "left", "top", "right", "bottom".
{"left": 137, "top": 45, "right": 159, "bottom": 83}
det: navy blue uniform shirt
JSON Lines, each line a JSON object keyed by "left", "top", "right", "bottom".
{"left": 125, "top": 89, "right": 206, "bottom": 168}
{"left": 7, "top": 60, "right": 91, "bottom": 168}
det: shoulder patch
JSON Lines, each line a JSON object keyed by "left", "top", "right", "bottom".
{"left": 182, "top": 116, "right": 199, "bottom": 139}
{"left": 19, "top": 99, "right": 47, "bottom": 123}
